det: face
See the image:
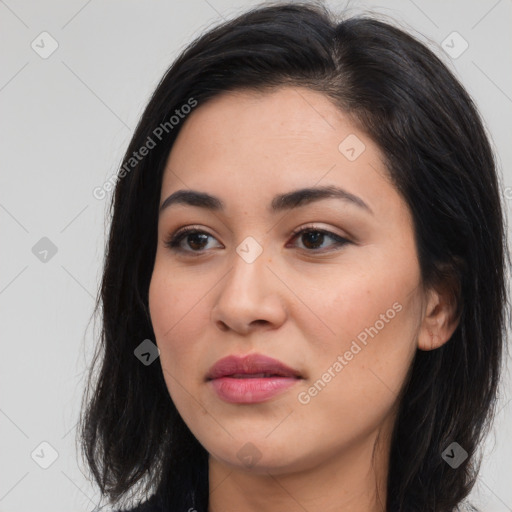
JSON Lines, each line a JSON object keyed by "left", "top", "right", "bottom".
{"left": 148, "top": 86, "right": 430, "bottom": 475}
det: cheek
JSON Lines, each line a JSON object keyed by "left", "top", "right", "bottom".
{"left": 321, "top": 239, "right": 422, "bottom": 347}
{"left": 149, "top": 257, "right": 209, "bottom": 340}
{"left": 299, "top": 252, "right": 421, "bottom": 402}
{"left": 296, "top": 297, "right": 418, "bottom": 445}
{"left": 148, "top": 266, "right": 204, "bottom": 379}
{"left": 149, "top": 269, "right": 215, "bottom": 438}
{"left": 290, "top": 262, "right": 405, "bottom": 350}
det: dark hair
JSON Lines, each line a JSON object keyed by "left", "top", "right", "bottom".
{"left": 78, "top": 2, "right": 510, "bottom": 511}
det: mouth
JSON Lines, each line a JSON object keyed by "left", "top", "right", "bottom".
{"left": 228, "top": 373, "right": 288, "bottom": 378}
{"left": 206, "top": 353, "right": 302, "bottom": 381}
{"left": 206, "top": 353, "right": 303, "bottom": 404}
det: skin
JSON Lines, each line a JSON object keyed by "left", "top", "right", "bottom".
{"left": 148, "top": 86, "right": 459, "bottom": 512}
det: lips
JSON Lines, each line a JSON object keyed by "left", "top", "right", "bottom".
{"left": 206, "top": 353, "right": 302, "bottom": 381}
{"left": 206, "top": 354, "right": 303, "bottom": 403}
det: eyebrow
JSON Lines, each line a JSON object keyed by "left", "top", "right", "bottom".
{"left": 159, "top": 185, "right": 373, "bottom": 215}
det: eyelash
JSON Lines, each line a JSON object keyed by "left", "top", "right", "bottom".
{"left": 163, "top": 224, "right": 351, "bottom": 255}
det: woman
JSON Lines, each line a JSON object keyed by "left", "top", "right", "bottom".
{"left": 78, "top": 2, "right": 510, "bottom": 511}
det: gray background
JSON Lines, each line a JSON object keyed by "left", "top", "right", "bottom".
{"left": 1, "top": 0, "right": 511, "bottom": 511}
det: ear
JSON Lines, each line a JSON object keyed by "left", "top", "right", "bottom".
{"left": 418, "top": 281, "right": 460, "bottom": 351}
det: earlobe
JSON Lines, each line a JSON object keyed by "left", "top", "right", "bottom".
{"left": 417, "top": 286, "right": 460, "bottom": 351}
{"left": 419, "top": 326, "right": 445, "bottom": 351}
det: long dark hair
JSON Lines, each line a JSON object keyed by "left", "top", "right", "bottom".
{"left": 78, "top": 2, "right": 510, "bottom": 511}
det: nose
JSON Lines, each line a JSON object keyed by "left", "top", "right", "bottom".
{"left": 210, "top": 248, "right": 287, "bottom": 335}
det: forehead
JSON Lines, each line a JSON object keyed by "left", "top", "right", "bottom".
{"left": 167, "top": 86, "right": 355, "bottom": 156}
{"left": 160, "top": 86, "right": 400, "bottom": 219}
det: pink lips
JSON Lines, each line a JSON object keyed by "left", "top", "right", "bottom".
{"left": 206, "top": 353, "right": 302, "bottom": 404}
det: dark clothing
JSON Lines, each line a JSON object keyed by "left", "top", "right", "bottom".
{"left": 114, "top": 491, "right": 207, "bottom": 512}
{"left": 115, "top": 494, "right": 167, "bottom": 512}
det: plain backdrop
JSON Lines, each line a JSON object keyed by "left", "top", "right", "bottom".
{"left": 1, "top": 1, "right": 511, "bottom": 511}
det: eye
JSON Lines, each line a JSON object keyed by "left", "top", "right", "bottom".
{"left": 287, "top": 225, "right": 350, "bottom": 252}
{"left": 164, "top": 226, "right": 222, "bottom": 254}
{"left": 164, "top": 224, "right": 351, "bottom": 255}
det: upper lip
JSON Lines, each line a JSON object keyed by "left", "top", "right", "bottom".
{"left": 206, "top": 353, "right": 302, "bottom": 380}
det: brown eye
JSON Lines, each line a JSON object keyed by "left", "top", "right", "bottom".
{"left": 164, "top": 227, "right": 222, "bottom": 254}
{"left": 289, "top": 227, "right": 350, "bottom": 252}
{"left": 164, "top": 225, "right": 350, "bottom": 255}
{"left": 300, "top": 230, "right": 325, "bottom": 249}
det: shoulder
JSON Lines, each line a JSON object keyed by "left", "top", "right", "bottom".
{"left": 111, "top": 490, "right": 206, "bottom": 512}
{"left": 113, "top": 494, "right": 164, "bottom": 512}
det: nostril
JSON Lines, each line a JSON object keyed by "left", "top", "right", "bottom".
{"left": 216, "top": 320, "right": 230, "bottom": 332}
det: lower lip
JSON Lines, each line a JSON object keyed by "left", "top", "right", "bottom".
{"left": 209, "top": 376, "right": 300, "bottom": 403}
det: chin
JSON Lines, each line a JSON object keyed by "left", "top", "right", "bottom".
{"left": 205, "top": 435, "right": 315, "bottom": 475}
